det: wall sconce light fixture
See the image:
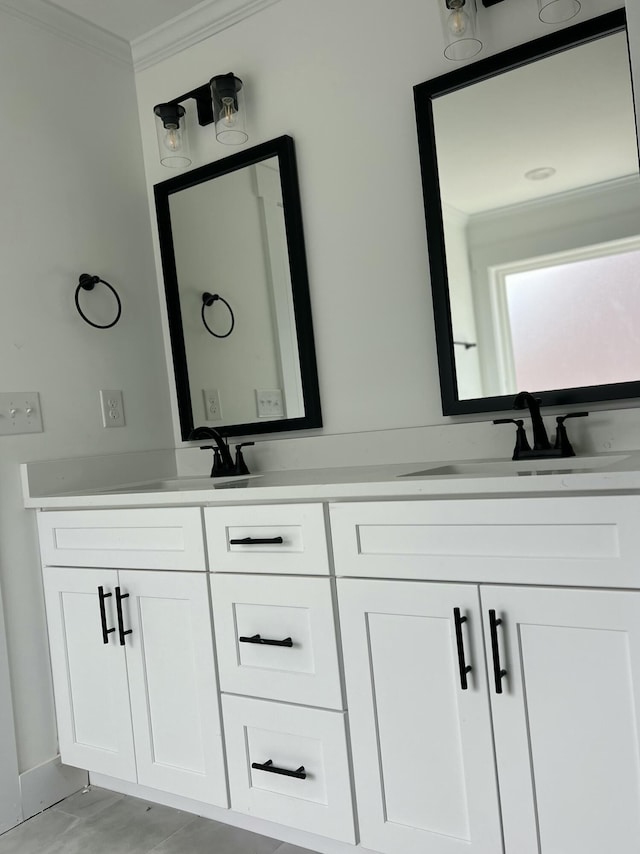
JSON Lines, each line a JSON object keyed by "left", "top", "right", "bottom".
{"left": 211, "top": 74, "right": 248, "bottom": 145}
{"left": 153, "top": 72, "right": 247, "bottom": 169}
{"left": 442, "top": 0, "right": 583, "bottom": 61}
{"left": 441, "top": 0, "right": 482, "bottom": 61}
{"left": 153, "top": 103, "right": 192, "bottom": 168}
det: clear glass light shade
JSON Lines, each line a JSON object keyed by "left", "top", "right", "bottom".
{"left": 210, "top": 74, "right": 248, "bottom": 145}
{"left": 538, "top": 0, "right": 581, "bottom": 24}
{"left": 153, "top": 103, "right": 192, "bottom": 168}
{"left": 441, "top": 0, "right": 482, "bottom": 61}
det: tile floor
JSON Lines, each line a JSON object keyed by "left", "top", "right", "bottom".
{"left": 0, "top": 786, "right": 317, "bottom": 854}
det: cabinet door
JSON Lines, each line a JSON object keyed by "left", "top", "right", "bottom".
{"left": 338, "top": 579, "right": 502, "bottom": 854}
{"left": 43, "top": 567, "right": 136, "bottom": 781}
{"left": 482, "top": 586, "right": 640, "bottom": 854}
{"left": 120, "top": 571, "right": 228, "bottom": 807}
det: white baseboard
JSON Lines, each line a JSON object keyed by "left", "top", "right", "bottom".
{"left": 90, "top": 773, "right": 372, "bottom": 854}
{"left": 20, "top": 756, "right": 88, "bottom": 820}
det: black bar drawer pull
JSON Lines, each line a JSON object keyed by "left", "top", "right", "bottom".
{"left": 98, "top": 586, "right": 115, "bottom": 645}
{"left": 229, "top": 536, "right": 284, "bottom": 545}
{"left": 251, "top": 759, "right": 306, "bottom": 779}
{"left": 239, "top": 633, "right": 293, "bottom": 647}
{"left": 115, "top": 587, "right": 133, "bottom": 646}
{"left": 489, "top": 609, "right": 507, "bottom": 694}
{"left": 453, "top": 607, "right": 472, "bottom": 690}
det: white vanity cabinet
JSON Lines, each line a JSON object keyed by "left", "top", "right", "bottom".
{"left": 32, "top": 488, "right": 640, "bottom": 854}
{"left": 39, "top": 510, "right": 227, "bottom": 808}
{"left": 338, "top": 578, "right": 502, "bottom": 854}
{"left": 332, "top": 499, "right": 640, "bottom": 854}
{"left": 205, "top": 504, "right": 356, "bottom": 844}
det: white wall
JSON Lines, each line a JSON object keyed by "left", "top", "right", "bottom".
{"left": 135, "top": 0, "right": 631, "bottom": 445}
{"left": 0, "top": 7, "right": 173, "bottom": 780}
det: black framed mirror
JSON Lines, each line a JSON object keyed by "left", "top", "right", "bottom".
{"left": 155, "top": 135, "right": 322, "bottom": 440}
{"left": 415, "top": 10, "right": 640, "bottom": 416}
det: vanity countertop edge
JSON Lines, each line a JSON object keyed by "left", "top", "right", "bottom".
{"left": 21, "top": 453, "right": 640, "bottom": 510}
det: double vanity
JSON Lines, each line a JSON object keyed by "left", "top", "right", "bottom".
{"left": 24, "top": 452, "right": 640, "bottom": 854}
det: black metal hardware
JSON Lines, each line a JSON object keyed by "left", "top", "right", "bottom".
{"left": 493, "top": 418, "right": 531, "bottom": 459}
{"left": 229, "top": 536, "right": 284, "bottom": 545}
{"left": 453, "top": 608, "right": 472, "bottom": 690}
{"left": 239, "top": 633, "right": 293, "bottom": 647}
{"left": 453, "top": 340, "right": 477, "bottom": 350}
{"left": 489, "top": 610, "right": 507, "bottom": 694}
{"left": 513, "top": 392, "right": 550, "bottom": 450}
{"left": 251, "top": 759, "right": 306, "bottom": 779}
{"left": 234, "top": 442, "right": 254, "bottom": 475}
{"left": 188, "top": 426, "right": 237, "bottom": 476}
{"left": 75, "top": 274, "right": 122, "bottom": 330}
{"left": 201, "top": 292, "right": 235, "bottom": 339}
{"left": 115, "top": 587, "right": 132, "bottom": 646}
{"left": 495, "top": 394, "right": 589, "bottom": 461}
{"left": 554, "top": 412, "right": 589, "bottom": 456}
{"left": 98, "top": 586, "right": 115, "bottom": 645}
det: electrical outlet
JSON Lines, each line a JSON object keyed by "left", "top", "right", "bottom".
{"left": 256, "top": 389, "right": 284, "bottom": 418}
{"left": 100, "top": 389, "right": 125, "bottom": 428}
{"left": 203, "top": 388, "right": 222, "bottom": 421}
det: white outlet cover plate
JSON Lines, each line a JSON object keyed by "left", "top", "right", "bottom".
{"left": 100, "top": 389, "right": 125, "bottom": 428}
{"left": 0, "top": 392, "right": 43, "bottom": 435}
{"left": 203, "top": 388, "right": 222, "bottom": 421}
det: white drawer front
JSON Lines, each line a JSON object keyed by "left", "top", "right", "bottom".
{"left": 329, "top": 496, "right": 640, "bottom": 587}
{"left": 38, "top": 508, "right": 206, "bottom": 571}
{"left": 222, "top": 695, "right": 355, "bottom": 843}
{"left": 211, "top": 575, "right": 343, "bottom": 709}
{"left": 205, "top": 504, "right": 329, "bottom": 574}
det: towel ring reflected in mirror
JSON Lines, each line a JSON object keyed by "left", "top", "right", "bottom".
{"left": 201, "top": 292, "right": 235, "bottom": 338}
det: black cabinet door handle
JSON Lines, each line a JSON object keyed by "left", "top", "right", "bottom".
{"left": 98, "top": 586, "right": 115, "bottom": 645}
{"left": 489, "top": 609, "right": 507, "bottom": 694}
{"left": 229, "top": 536, "right": 284, "bottom": 545}
{"left": 453, "top": 607, "right": 472, "bottom": 690}
{"left": 251, "top": 759, "right": 306, "bottom": 779}
{"left": 115, "top": 587, "right": 133, "bottom": 646}
{"left": 239, "top": 633, "right": 293, "bottom": 647}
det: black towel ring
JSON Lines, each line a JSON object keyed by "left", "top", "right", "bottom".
{"left": 75, "top": 274, "right": 122, "bottom": 330}
{"left": 201, "top": 292, "right": 235, "bottom": 339}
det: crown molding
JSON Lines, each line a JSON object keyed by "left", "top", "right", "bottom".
{"left": 0, "top": 0, "right": 132, "bottom": 67}
{"left": 131, "top": 0, "right": 283, "bottom": 72}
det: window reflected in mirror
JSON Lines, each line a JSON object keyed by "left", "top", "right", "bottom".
{"left": 415, "top": 11, "right": 640, "bottom": 414}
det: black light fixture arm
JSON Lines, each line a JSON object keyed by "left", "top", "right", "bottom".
{"left": 164, "top": 83, "right": 214, "bottom": 127}
{"left": 74, "top": 273, "right": 122, "bottom": 330}
{"left": 159, "top": 73, "right": 243, "bottom": 128}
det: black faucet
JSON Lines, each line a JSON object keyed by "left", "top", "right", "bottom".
{"left": 187, "top": 426, "right": 234, "bottom": 477}
{"left": 512, "top": 391, "right": 551, "bottom": 451}
{"left": 493, "top": 391, "right": 589, "bottom": 460}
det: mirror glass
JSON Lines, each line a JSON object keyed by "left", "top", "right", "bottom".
{"left": 415, "top": 11, "right": 640, "bottom": 415}
{"left": 155, "top": 135, "right": 322, "bottom": 439}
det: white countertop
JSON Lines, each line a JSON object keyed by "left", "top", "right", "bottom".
{"left": 22, "top": 451, "right": 640, "bottom": 509}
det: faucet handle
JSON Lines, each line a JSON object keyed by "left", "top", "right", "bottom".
{"left": 234, "top": 442, "right": 255, "bottom": 475}
{"left": 493, "top": 418, "right": 531, "bottom": 460}
{"left": 554, "top": 412, "right": 589, "bottom": 456}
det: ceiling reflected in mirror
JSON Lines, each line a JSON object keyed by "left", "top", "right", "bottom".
{"left": 415, "top": 10, "right": 640, "bottom": 415}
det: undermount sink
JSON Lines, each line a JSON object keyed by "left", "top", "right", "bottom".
{"left": 400, "top": 455, "right": 631, "bottom": 479}
{"left": 104, "top": 474, "right": 263, "bottom": 493}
